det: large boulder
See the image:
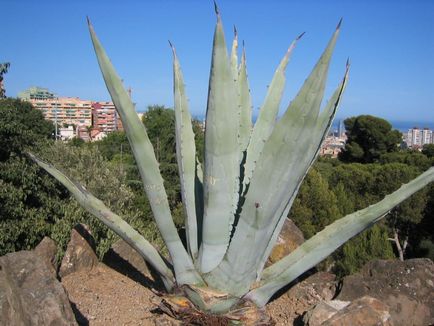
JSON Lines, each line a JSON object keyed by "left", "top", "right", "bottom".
{"left": 303, "top": 300, "right": 350, "bottom": 326}
{"left": 268, "top": 219, "right": 305, "bottom": 264}
{"left": 287, "top": 271, "right": 338, "bottom": 305}
{"left": 59, "top": 223, "right": 98, "bottom": 278}
{"left": 304, "top": 296, "right": 393, "bottom": 326}
{"left": 0, "top": 250, "right": 77, "bottom": 325}
{"left": 337, "top": 258, "right": 434, "bottom": 326}
{"left": 266, "top": 272, "right": 338, "bottom": 323}
{"left": 34, "top": 236, "right": 58, "bottom": 277}
{"left": 103, "top": 239, "right": 151, "bottom": 277}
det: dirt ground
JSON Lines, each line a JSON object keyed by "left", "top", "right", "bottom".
{"left": 62, "top": 262, "right": 306, "bottom": 326}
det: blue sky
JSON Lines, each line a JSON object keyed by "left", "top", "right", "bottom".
{"left": 2, "top": 0, "right": 434, "bottom": 122}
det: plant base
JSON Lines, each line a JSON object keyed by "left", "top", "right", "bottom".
{"left": 154, "top": 292, "right": 275, "bottom": 325}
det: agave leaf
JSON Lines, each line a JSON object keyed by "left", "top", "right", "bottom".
{"left": 255, "top": 62, "right": 349, "bottom": 278}
{"left": 238, "top": 46, "right": 253, "bottom": 156}
{"left": 206, "top": 23, "right": 341, "bottom": 295}
{"left": 247, "top": 166, "right": 434, "bottom": 307}
{"left": 28, "top": 153, "right": 175, "bottom": 290}
{"left": 171, "top": 44, "right": 199, "bottom": 260}
{"left": 242, "top": 34, "right": 302, "bottom": 191}
{"left": 230, "top": 26, "right": 239, "bottom": 82}
{"left": 87, "top": 19, "right": 202, "bottom": 286}
{"left": 198, "top": 9, "right": 240, "bottom": 273}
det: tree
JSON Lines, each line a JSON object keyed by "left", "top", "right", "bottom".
{"left": 422, "top": 144, "right": 434, "bottom": 159}
{"left": 38, "top": 142, "right": 164, "bottom": 258}
{"left": 0, "top": 155, "right": 67, "bottom": 255}
{"left": 289, "top": 168, "right": 341, "bottom": 239}
{"left": 0, "top": 62, "right": 10, "bottom": 98}
{"left": 339, "top": 115, "right": 402, "bottom": 163}
{"left": 380, "top": 150, "right": 431, "bottom": 171}
{"left": 0, "top": 98, "right": 54, "bottom": 161}
{"left": 328, "top": 163, "right": 378, "bottom": 210}
{"left": 326, "top": 162, "right": 429, "bottom": 266}
{"left": 0, "top": 98, "right": 63, "bottom": 255}
{"left": 334, "top": 225, "right": 395, "bottom": 276}
{"left": 373, "top": 163, "right": 429, "bottom": 261}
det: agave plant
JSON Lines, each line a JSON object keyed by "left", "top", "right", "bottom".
{"left": 30, "top": 5, "right": 434, "bottom": 324}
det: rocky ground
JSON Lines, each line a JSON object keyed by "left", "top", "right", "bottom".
{"left": 60, "top": 231, "right": 309, "bottom": 325}
{"left": 1, "top": 223, "right": 433, "bottom": 325}
{"left": 62, "top": 263, "right": 307, "bottom": 326}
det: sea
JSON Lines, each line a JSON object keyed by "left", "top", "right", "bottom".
{"left": 189, "top": 114, "right": 434, "bottom": 134}
{"left": 331, "top": 119, "right": 434, "bottom": 133}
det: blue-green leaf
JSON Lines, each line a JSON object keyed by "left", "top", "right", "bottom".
{"left": 88, "top": 19, "right": 202, "bottom": 286}
{"left": 198, "top": 10, "right": 240, "bottom": 273}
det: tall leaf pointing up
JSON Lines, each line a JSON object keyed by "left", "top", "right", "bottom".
{"left": 170, "top": 43, "right": 200, "bottom": 261}
{"left": 206, "top": 23, "right": 342, "bottom": 295}
{"left": 87, "top": 18, "right": 202, "bottom": 286}
{"left": 198, "top": 6, "right": 240, "bottom": 273}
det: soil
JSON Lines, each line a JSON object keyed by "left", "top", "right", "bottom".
{"left": 62, "top": 262, "right": 308, "bottom": 326}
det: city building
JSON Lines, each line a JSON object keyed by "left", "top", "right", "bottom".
{"left": 59, "top": 126, "right": 75, "bottom": 141}
{"left": 406, "top": 127, "right": 433, "bottom": 148}
{"left": 76, "top": 125, "right": 91, "bottom": 141}
{"left": 18, "top": 86, "right": 55, "bottom": 100}
{"left": 422, "top": 128, "right": 433, "bottom": 146}
{"left": 319, "top": 134, "right": 347, "bottom": 158}
{"left": 91, "top": 101, "right": 123, "bottom": 133}
{"left": 28, "top": 97, "right": 93, "bottom": 127}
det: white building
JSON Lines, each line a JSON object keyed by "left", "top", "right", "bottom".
{"left": 406, "top": 127, "right": 433, "bottom": 148}
{"left": 59, "top": 126, "right": 75, "bottom": 140}
{"left": 422, "top": 128, "right": 432, "bottom": 145}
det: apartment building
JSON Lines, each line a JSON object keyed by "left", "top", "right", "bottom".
{"left": 31, "top": 97, "right": 92, "bottom": 127}
{"left": 18, "top": 86, "right": 54, "bottom": 100}
{"left": 91, "top": 101, "right": 123, "bottom": 133}
{"left": 406, "top": 127, "right": 433, "bottom": 148}
{"left": 18, "top": 87, "right": 129, "bottom": 141}
{"left": 422, "top": 128, "right": 433, "bottom": 145}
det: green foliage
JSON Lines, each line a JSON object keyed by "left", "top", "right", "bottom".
{"left": 328, "top": 163, "right": 377, "bottom": 209}
{"left": 289, "top": 168, "right": 341, "bottom": 238}
{"left": 38, "top": 142, "right": 165, "bottom": 258}
{"left": 334, "top": 225, "right": 395, "bottom": 277}
{"left": 142, "top": 106, "right": 180, "bottom": 206}
{"left": 0, "top": 98, "right": 61, "bottom": 255}
{"left": 68, "top": 137, "right": 86, "bottom": 147}
{"left": 422, "top": 144, "right": 434, "bottom": 159}
{"left": 379, "top": 151, "right": 431, "bottom": 171}
{"left": 413, "top": 184, "right": 434, "bottom": 260}
{"left": 0, "top": 155, "right": 66, "bottom": 255}
{"left": 0, "top": 63, "right": 10, "bottom": 98}
{"left": 339, "top": 115, "right": 402, "bottom": 163}
{"left": 192, "top": 119, "right": 205, "bottom": 163}
{"left": 0, "top": 98, "right": 54, "bottom": 161}
{"left": 95, "top": 130, "right": 131, "bottom": 161}
{"left": 293, "top": 161, "right": 432, "bottom": 275}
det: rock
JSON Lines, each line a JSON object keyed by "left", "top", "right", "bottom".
{"left": 59, "top": 223, "right": 98, "bottom": 278}
{"left": 152, "top": 315, "right": 181, "bottom": 326}
{"left": 268, "top": 219, "right": 304, "bottom": 264}
{"left": 0, "top": 250, "right": 77, "bottom": 325}
{"left": 102, "top": 239, "right": 158, "bottom": 289}
{"left": 337, "top": 258, "right": 434, "bottom": 326}
{"left": 322, "top": 296, "right": 393, "bottom": 326}
{"left": 273, "top": 272, "right": 338, "bottom": 321}
{"left": 104, "top": 239, "right": 151, "bottom": 277}
{"left": 287, "top": 271, "right": 338, "bottom": 303}
{"left": 34, "top": 236, "right": 58, "bottom": 276}
{"left": 303, "top": 300, "right": 350, "bottom": 326}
